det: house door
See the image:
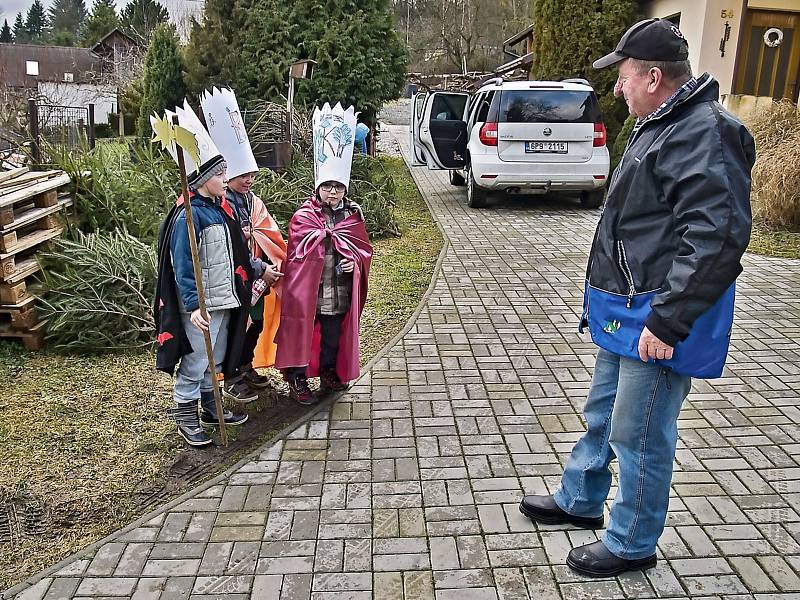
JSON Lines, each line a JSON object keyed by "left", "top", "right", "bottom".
{"left": 734, "top": 10, "right": 800, "bottom": 101}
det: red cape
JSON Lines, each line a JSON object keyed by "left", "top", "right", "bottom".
{"left": 274, "top": 199, "right": 373, "bottom": 382}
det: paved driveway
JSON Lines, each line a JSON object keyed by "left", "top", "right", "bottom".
{"left": 7, "top": 125, "right": 800, "bottom": 599}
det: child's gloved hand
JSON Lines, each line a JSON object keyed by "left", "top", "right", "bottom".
{"left": 190, "top": 309, "right": 210, "bottom": 331}
{"left": 339, "top": 258, "right": 355, "bottom": 273}
{"left": 262, "top": 265, "right": 283, "bottom": 286}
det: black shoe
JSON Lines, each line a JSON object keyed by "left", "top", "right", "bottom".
{"left": 288, "top": 376, "right": 318, "bottom": 406}
{"left": 223, "top": 379, "right": 259, "bottom": 404}
{"left": 172, "top": 403, "right": 213, "bottom": 448}
{"left": 567, "top": 540, "right": 657, "bottom": 578}
{"left": 319, "top": 368, "right": 350, "bottom": 394}
{"left": 519, "top": 495, "right": 604, "bottom": 528}
{"left": 242, "top": 367, "right": 271, "bottom": 390}
{"left": 200, "top": 395, "right": 249, "bottom": 427}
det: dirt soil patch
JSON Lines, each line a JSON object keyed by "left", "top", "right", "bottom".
{"left": 0, "top": 155, "right": 443, "bottom": 590}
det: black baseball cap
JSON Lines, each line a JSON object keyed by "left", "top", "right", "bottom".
{"left": 593, "top": 18, "right": 690, "bottom": 69}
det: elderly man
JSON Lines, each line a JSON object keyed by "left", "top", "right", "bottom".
{"left": 519, "top": 19, "right": 755, "bottom": 577}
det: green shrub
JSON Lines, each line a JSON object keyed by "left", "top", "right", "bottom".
{"left": 611, "top": 115, "right": 635, "bottom": 172}
{"left": 37, "top": 229, "right": 157, "bottom": 353}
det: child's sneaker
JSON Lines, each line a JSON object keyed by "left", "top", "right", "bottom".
{"left": 223, "top": 378, "right": 259, "bottom": 404}
{"left": 242, "top": 367, "right": 271, "bottom": 390}
{"left": 173, "top": 403, "right": 213, "bottom": 448}
{"left": 319, "top": 369, "right": 350, "bottom": 394}
{"left": 288, "top": 376, "right": 318, "bottom": 406}
{"left": 199, "top": 398, "right": 249, "bottom": 427}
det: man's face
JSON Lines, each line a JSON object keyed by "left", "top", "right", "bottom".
{"left": 228, "top": 172, "right": 256, "bottom": 194}
{"left": 614, "top": 59, "right": 655, "bottom": 119}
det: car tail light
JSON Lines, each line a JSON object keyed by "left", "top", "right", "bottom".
{"left": 593, "top": 122, "right": 607, "bottom": 147}
{"left": 480, "top": 122, "right": 498, "bottom": 146}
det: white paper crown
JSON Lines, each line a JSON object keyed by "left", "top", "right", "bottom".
{"left": 312, "top": 102, "right": 358, "bottom": 191}
{"left": 200, "top": 87, "right": 258, "bottom": 180}
{"left": 151, "top": 100, "right": 223, "bottom": 180}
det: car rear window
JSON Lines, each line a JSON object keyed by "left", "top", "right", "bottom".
{"left": 498, "top": 90, "right": 601, "bottom": 124}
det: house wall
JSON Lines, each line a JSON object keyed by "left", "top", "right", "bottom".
{"left": 37, "top": 82, "right": 117, "bottom": 124}
{"left": 642, "top": 0, "right": 744, "bottom": 95}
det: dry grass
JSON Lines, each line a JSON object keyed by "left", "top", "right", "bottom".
{"left": 0, "top": 155, "right": 442, "bottom": 590}
{"left": 745, "top": 101, "right": 800, "bottom": 233}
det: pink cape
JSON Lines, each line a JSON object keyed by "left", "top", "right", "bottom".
{"left": 274, "top": 199, "right": 373, "bottom": 382}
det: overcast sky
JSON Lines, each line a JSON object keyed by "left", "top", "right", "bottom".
{"left": 0, "top": 0, "right": 203, "bottom": 29}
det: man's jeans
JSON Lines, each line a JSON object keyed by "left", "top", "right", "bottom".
{"left": 554, "top": 349, "right": 691, "bottom": 559}
{"left": 174, "top": 310, "right": 230, "bottom": 405}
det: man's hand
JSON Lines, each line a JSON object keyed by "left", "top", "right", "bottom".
{"left": 242, "top": 225, "right": 252, "bottom": 241}
{"left": 190, "top": 308, "right": 210, "bottom": 331}
{"left": 339, "top": 258, "right": 355, "bottom": 273}
{"left": 638, "top": 326, "right": 674, "bottom": 362}
{"left": 262, "top": 265, "right": 283, "bottom": 286}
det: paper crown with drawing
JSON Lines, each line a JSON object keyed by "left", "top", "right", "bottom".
{"left": 312, "top": 102, "right": 358, "bottom": 192}
{"left": 150, "top": 100, "right": 225, "bottom": 189}
{"left": 200, "top": 87, "right": 258, "bottom": 180}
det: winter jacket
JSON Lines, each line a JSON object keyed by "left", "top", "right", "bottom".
{"left": 580, "top": 74, "right": 754, "bottom": 373}
{"left": 154, "top": 193, "right": 254, "bottom": 375}
{"left": 225, "top": 188, "right": 271, "bottom": 278}
{"left": 171, "top": 193, "right": 241, "bottom": 313}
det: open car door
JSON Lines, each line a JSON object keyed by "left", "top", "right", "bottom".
{"left": 409, "top": 91, "right": 428, "bottom": 166}
{"left": 415, "top": 91, "right": 469, "bottom": 170}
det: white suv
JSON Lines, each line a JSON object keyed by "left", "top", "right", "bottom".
{"left": 410, "top": 78, "right": 610, "bottom": 208}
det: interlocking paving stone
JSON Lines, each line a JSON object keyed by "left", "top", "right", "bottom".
{"left": 7, "top": 124, "right": 800, "bottom": 599}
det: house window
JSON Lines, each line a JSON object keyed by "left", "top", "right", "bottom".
{"left": 25, "top": 60, "right": 39, "bottom": 76}
{"left": 63, "top": 72, "right": 74, "bottom": 82}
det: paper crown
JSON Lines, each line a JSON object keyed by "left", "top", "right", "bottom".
{"left": 151, "top": 100, "right": 224, "bottom": 188}
{"left": 200, "top": 87, "right": 258, "bottom": 180}
{"left": 312, "top": 103, "right": 358, "bottom": 191}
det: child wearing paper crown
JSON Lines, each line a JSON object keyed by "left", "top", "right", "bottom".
{"left": 201, "top": 87, "right": 287, "bottom": 404}
{"left": 274, "top": 103, "right": 373, "bottom": 406}
{"left": 153, "top": 101, "right": 252, "bottom": 448}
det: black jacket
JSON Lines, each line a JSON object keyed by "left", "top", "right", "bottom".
{"left": 584, "top": 74, "right": 755, "bottom": 347}
{"left": 154, "top": 194, "right": 254, "bottom": 375}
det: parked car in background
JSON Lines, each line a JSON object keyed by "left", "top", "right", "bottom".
{"left": 410, "top": 78, "right": 610, "bottom": 208}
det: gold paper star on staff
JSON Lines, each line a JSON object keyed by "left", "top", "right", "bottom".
{"left": 150, "top": 113, "right": 201, "bottom": 167}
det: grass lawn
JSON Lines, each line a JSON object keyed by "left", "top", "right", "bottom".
{"left": 748, "top": 227, "right": 800, "bottom": 259}
{"left": 0, "top": 156, "right": 443, "bottom": 590}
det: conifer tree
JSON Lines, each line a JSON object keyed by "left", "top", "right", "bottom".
{"left": 12, "top": 13, "right": 27, "bottom": 43}
{"left": 120, "top": 0, "right": 169, "bottom": 45}
{"left": 183, "top": 0, "right": 240, "bottom": 96}
{"left": 0, "top": 20, "right": 13, "bottom": 43}
{"left": 49, "top": 0, "right": 88, "bottom": 39}
{"left": 137, "top": 23, "right": 186, "bottom": 138}
{"left": 81, "top": 0, "right": 118, "bottom": 46}
{"left": 25, "top": 0, "right": 49, "bottom": 43}
{"left": 531, "top": 0, "right": 637, "bottom": 144}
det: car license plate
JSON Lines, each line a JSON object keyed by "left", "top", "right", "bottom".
{"left": 525, "top": 141, "right": 568, "bottom": 153}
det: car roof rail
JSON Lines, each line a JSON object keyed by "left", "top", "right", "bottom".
{"left": 562, "top": 77, "right": 591, "bottom": 86}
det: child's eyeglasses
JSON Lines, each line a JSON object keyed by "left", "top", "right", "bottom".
{"left": 320, "top": 183, "right": 346, "bottom": 193}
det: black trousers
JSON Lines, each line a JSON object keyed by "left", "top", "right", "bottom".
{"left": 225, "top": 318, "right": 263, "bottom": 380}
{"left": 285, "top": 313, "right": 344, "bottom": 380}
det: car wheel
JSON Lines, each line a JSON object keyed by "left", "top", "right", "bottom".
{"left": 580, "top": 189, "right": 605, "bottom": 209}
{"left": 449, "top": 169, "right": 466, "bottom": 187}
{"left": 467, "top": 165, "right": 488, "bottom": 208}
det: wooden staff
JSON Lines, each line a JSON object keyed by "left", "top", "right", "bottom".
{"left": 172, "top": 115, "right": 228, "bottom": 446}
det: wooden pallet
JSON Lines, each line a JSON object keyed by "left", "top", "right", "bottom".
{"left": 0, "top": 296, "right": 39, "bottom": 330}
{"left": 0, "top": 319, "right": 46, "bottom": 350}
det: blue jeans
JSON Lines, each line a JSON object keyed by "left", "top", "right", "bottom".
{"left": 173, "top": 310, "right": 230, "bottom": 405}
{"left": 554, "top": 349, "right": 691, "bottom": 559}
